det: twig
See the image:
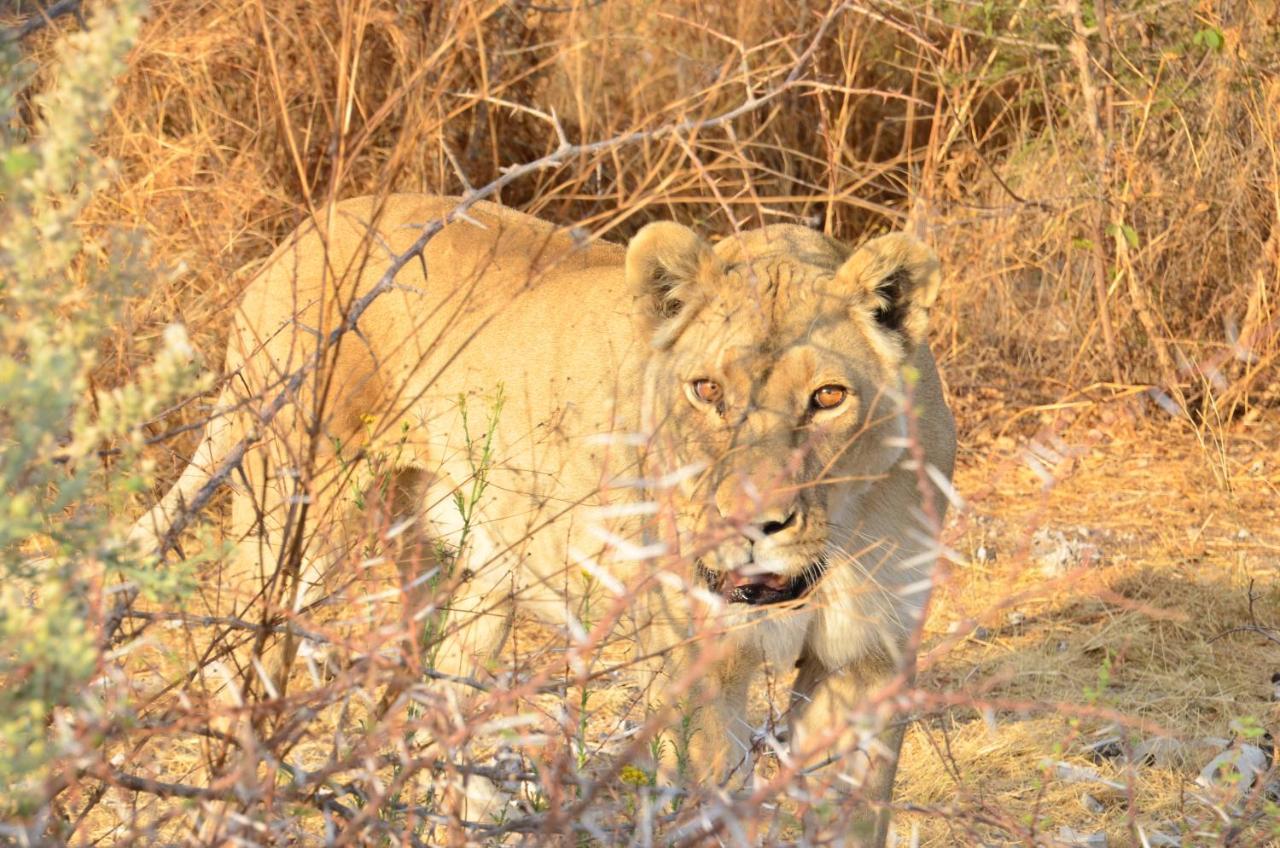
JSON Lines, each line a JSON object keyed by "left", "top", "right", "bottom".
{"left": 520, "top": 0, "right": 609, "bottom": 14}
{"left": 118, "top": 609, "right": 499, "bottom": 692}
{"left": 1208, "top": 579, "right": 1280, "bottom": 647}
{"left": 1064, "top": 0, "right": 1123, "bottom": 384}
{"left": 110, "top": 769, "right": 216, "bottom": 800}
{"left": 119, "top": 608, "right": 330, "bottom": 645}
{"left": 1097, "top": 0, "right": 1181, "bottom": 405}
{"left": 1209, "top": 626, "right": 1280, "bottom": 648}
{"left": 874, "top": 0, "right": 1061, "bottom": 53}
{"left": 1, "top": 0, "right": 83, "bottom": 43}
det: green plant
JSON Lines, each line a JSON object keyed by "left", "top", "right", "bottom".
{"left": 0, "top": 0, "right": 203, "bottom": 815}
{"left": 452, "top": 386, "right": 505, "bottom": 559}
{"left": 419, "top": 388, "right": 504, "bottom": 668}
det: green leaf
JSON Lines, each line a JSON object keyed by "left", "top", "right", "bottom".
{"left": 1192, "top": 26, "right": 1225, "bottom": 52}
{"left": 3, "top": 149, "right": 37, "bottom": 179}
{"left": 1105, "top": 223, "right": 1140, "bottom": 249}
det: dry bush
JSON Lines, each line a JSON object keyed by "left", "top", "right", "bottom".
{"left": 4, "top": 0, "right": 1280, "bottom": 845}
{"left": 58, "top": 0, "right": 1280, "bottom": 420}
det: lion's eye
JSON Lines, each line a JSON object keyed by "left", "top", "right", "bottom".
{"left": 691, "top": 379, "right": 723, "bottom": 406}
{"left": 811, "top": 385, "right": 848, "bottom": 411}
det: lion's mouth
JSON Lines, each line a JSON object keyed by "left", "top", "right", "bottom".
{"left": 696, "top": 557, "right": 828, "bottom": 606}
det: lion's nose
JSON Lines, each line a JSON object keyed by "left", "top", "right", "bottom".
{"left": 752, "top": 509, "right": 798, "bottom": 538}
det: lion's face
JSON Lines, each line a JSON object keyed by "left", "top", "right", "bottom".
{"left": 626, "top": 222, "right": 941, "bottom": 607}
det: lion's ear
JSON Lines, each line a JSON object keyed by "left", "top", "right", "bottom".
{"left": 626, "top": 222, "right": 717, "bottom": 347}
{"left": 836, "top": 232, "right": 941, "bottom": 349}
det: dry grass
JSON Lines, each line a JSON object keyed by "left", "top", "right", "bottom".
{"left": 5, "top": 0, "right": 1280, "bottom": 844}
{"left": 56, "top": 0, "right": 1280, "bottom": 422}
{"left": 901, "top": 409, "right": 1280, "bottom": 844}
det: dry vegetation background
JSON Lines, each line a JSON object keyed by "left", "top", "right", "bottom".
{"left": 4, "top": 0, "right": 1280, "bottom": 845}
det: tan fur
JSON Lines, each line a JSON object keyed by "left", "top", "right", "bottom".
{"left": 132, "top": 195, "right": 955, "bottom": 845}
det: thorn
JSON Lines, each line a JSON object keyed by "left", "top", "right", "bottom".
{"left": 442, "top": 142, "right": 475, "bottom": 193}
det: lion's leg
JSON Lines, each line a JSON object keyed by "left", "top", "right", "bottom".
{"left": 637, "top": 592, "right": 762, "bottom": 787}
{"left": 191, "top": 456, "right": 361, "bottom": 843}
{"left": 788, "top": 651, "right": 905, "bottom": 848}
{"left": 409, "top": 476, "right": 518, "bottom": 676}
{"left": 696, "top": 647, "right": 760, "bottom": 785}
{"left": 128, "top": 385, "right": 239, "bottom": 555}
{"left": 373, "top": 472, "right": 519, "bottom": 820}
{"left": 130, "top": 394, "right": 261, "bottom": 842}
{"left": 185, "top": 411, "right": 329, "bottom": 840}
{"left": 214, "top": 402, "right": 362, "bottom": 697}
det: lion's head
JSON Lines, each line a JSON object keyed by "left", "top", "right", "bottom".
{"left": 626, "top": 220, "right": 942, "bottom": 609}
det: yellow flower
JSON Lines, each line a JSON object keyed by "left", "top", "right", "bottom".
{"left": 619, "top": 764, "right": 650, "bottom": 787}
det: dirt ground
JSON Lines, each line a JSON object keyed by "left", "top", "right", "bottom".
{"left": 893, "top": 403, "right": 1280, "bottom": 845}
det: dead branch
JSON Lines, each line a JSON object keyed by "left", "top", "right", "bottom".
{"left": 1, "top": 0, "right": 83, "bottom": 43}
{"left": 1064, "top": 0, "right": 1123, "bottom": 384}
{"left": 1208, "top": 579, "right": 1280, "bottom": 648}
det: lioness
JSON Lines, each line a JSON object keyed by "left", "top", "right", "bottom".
{"left": 133, "top": 194, "right": 955, "bottom": 844}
